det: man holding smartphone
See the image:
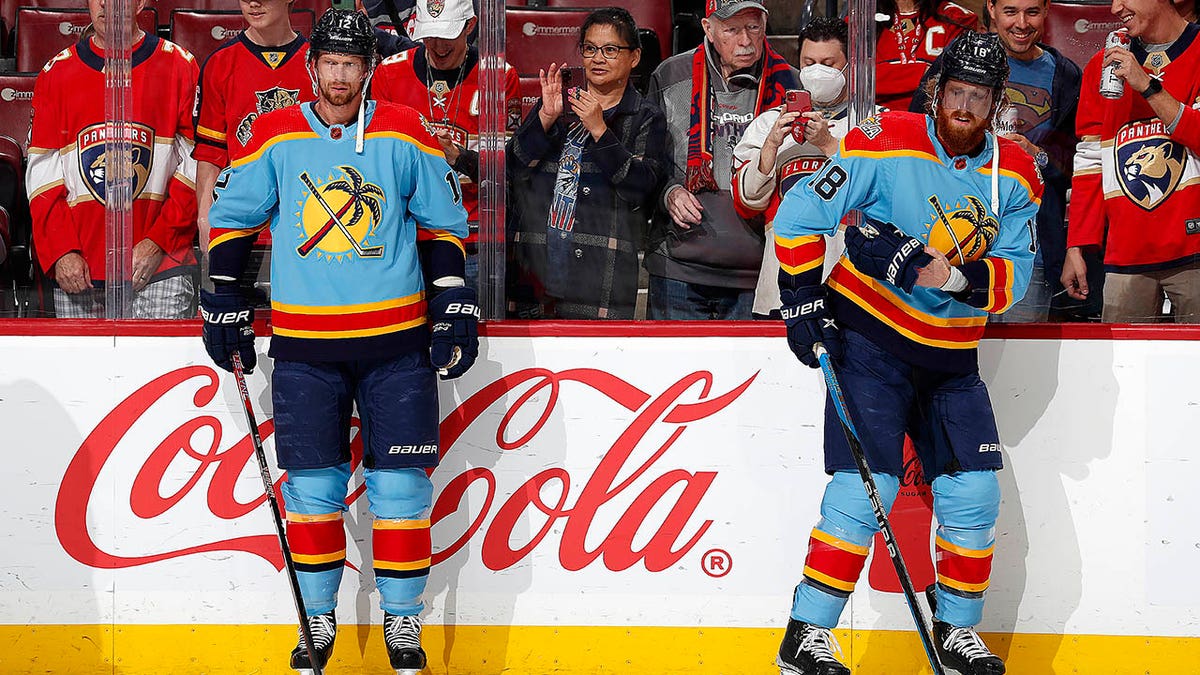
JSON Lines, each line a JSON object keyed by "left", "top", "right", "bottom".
{"left": 732, "top": 17, "right": 852, "bottom": 319}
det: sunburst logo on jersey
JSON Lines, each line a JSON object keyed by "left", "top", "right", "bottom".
{"left": 294, "top": 165, "right": 387, "bottom": 261}
{"left": 77, "top": 122, "right": 154, "bottom": 204}
{"left": 925, "top": 194, "right": 999, "bottom": 264}
{"left": 1115, "top": 119, "right": 1185, "bottom": 211}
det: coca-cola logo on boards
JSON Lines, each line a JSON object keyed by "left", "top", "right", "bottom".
{"left": 55, "top": 366, "right": 757, "bottom": 574}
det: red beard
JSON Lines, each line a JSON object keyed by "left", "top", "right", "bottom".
{"left": 935, "top": 105, "right": 989, "bottom": 157}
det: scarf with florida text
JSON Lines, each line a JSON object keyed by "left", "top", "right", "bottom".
{"left": 685, "top": 41, "right": 797, "bottom": 193}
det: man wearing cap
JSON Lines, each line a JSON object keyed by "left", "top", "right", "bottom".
{"left": 372, "top": 0, "right": 520, "bottom": 286}
{"left": 643, "top": 0, "right": 798, "bottom": 320}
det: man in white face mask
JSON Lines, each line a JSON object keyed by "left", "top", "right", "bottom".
{"left": 732, "top": 17, "right": 858, "bottom": 318}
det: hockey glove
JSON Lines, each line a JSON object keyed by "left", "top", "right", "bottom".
{"left": 844, "top": 219, "right": 933, "bottom": 293}
{"left": 780, "top": 285, "right": 842, "bottom": 369}
{"left": 200, "top": 283, "right": 256, "bottom": 374}
{"left": 429, "top": 285, "right": 479, "bottom": 380}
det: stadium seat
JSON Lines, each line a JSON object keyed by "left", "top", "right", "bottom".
{"left": 504, "top": 6, "right": 592, "bottom": 76}
{"left": 517, "top": 75, "right": 541, "bottom": 118}
{"left": 15, "top": 6, "right": 158, "bottom": 72}
{"left": 544, "top": 0, "right": 672, "bottom": 64}
{"left": 169, "top": 8, "right": 316, "bottom": 66}
{"left": 1043, "top": 1, "right": 1122, "bottom": 69}
{"left": 0, "top": 73, "right": 36, "bottom": 148}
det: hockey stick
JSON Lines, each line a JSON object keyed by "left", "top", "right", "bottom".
{"left": 813, "top": 343, "right": 946, "bottom": 675}
{"left": 297, "top": 172, "right": 385, "bottom": 258}
{"left": 229, "top": 352, "right": 325, "bottom": 675}
{"left": 928, "top": 195, "right": 968, "bottom": 266}
{"left": 296, "top": 194, "right": 359, "bottom": 258}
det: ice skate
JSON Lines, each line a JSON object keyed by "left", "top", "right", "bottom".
{"left": 290, "top": 610, "right": 336, "bottom": 674}
{"left": 926, "top": 585, "right": 1005, "bottom": 674}
{"left": 775, "top": 618, "right": 850, "bottom": 675}
{"left": 384, "top": 612, "right": 427, "bottom": 675}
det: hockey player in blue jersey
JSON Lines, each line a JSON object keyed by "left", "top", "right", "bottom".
{"left": 772, "top": 33, "right": 1043, "bottom": 675}
{"left": 199, "top": 9, "right": 476, "bottom": 674}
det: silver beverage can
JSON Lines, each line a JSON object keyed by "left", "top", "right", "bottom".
{"left": 1100, "top": 29, "right": 1131, "bottom": 99}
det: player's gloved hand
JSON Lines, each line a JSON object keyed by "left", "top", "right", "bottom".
{"left": 844, "top": 219, "right": 933, "bottom": 293}
{"left": 199, "top": 283, "right": 256, "bottom": 373}
{"left": 429, "top": 285, "right": 479, "bottom": 380}
{"left": 780, "top": 285, "right": 842, "bottom": 369}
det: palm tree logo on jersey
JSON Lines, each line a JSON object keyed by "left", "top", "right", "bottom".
{"left": 297, "top": 166, "right": 387, "bottom": 259}
{"left": 926, "top": 194, "right": 999, "bottom": 265}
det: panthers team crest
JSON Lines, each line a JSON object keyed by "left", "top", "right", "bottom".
{"left": 925, "top": 194, "right": 1000, "bottom": 265}
{"left": 428, "top": 0, "right": 445, "bottom": 17}
{"left": 295, "top": 165, "right": 387, "bottom": 260}
{"left": 77, "top": 122, "right": 154, "bottom": 204}
{"left": 236, "top": 86, "right": 301, "bottom": 146}
{"left": 1115, "top": 119, "right": 1186, "bottom": 211}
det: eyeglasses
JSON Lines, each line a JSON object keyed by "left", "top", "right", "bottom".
{"left": 579, "top": 43, "right": 634, "bottom": 59}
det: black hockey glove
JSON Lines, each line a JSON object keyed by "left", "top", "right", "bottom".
{"left": 844, "top": 219, "right": 933, "bottom": 293}
{"left": 429, "top": 285, "right": 479, "bottom": 380}
{"left": 200, "top": 283, "right": 256, "bottom": 374}
{"left": 780, "top": 286, "right": 842, "bottom": 369}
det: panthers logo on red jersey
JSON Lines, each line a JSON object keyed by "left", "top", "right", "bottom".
{"left": 77, "top": 122, "right": 154, "bottom": 204}
{"left": 1116, "top": 119, "right": 1186, "bottom": 211}
{"left": 236, "top": 86, "right": 302, "bottom": 146}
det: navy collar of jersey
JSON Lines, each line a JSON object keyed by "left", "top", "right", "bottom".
{"left": 304, "top": 100, "right": 375, "bottom": 138}
{"left": 237, "top": 31, "right": 308, "bottom": 70}
{"left": 78, "top": 33, "right": 159, "bottom": 72}
{"left": 1133, "top": 21, "right": 1199, "bottom": 63}
{"left": 925, "top": 114, "right": 994, "bottom": 169}
{"left": 413, "top": 45, "right": 478, "bottom": 88}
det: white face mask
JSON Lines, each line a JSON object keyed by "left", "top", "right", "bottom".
{"left": 799, "top": 63, "right": 847, "bottom": 104}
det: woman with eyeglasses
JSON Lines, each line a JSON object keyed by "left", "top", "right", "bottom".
{"left": 506, "top": 7, "right": 667, "bottom": 320}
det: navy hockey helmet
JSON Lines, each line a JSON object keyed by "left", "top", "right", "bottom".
{"left": 938, "top": 32, "right": 1009, "bottom": 94}
{"left": 310, "top": 9, "right": 378, "bottom": 60}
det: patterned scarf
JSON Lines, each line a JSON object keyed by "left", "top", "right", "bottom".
{"left": 545, "top": 122, "right": 591, "bottom": 296}
{"left": 685, "top": 40, "right": 797, "bottom": 193}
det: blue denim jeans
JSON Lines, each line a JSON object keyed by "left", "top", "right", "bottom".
{"left": 646, "top": 274, "right": 755, "bottom": 320}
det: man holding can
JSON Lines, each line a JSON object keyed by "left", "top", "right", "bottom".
{"left": 1063, "top": 0, "right": 1200, "bottom": 322}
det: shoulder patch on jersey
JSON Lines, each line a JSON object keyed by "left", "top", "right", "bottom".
{"left": 381, "top": 48, "right": 415, "bottom": 66}
{"left": 42, "top": 47, "right": 75, "bottom": 73}
{"left": 161, "top": 38, "right": 197, "bottom": 63}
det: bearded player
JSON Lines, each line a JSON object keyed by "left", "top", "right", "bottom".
{"left": 200, "top": 9, "right": 475, "bottom": 674}
{"left": 771, "top": 33, "right": 1042, "bottom": 675}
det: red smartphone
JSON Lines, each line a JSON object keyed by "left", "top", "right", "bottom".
{"left": 785, "top": 90, "right": 812, "bottom": 144}
{"left": 561, "top": 67, "right": 584, "bottom": 116}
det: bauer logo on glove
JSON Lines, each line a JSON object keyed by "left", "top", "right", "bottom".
{"left": 428, "top": 285, "right": 480, "bottom": 380}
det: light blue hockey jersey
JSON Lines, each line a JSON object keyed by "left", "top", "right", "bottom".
{"left": 774, "top": 111, "right": 1043, "bottom": 372}
{"left": 208, "top": 100, "right": 468, "bottom": 362}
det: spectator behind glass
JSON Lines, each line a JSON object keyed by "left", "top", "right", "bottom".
{"left": 506, "top": 7, "right": 667, "bottom": 319}
{"left": 373, "top": 0, "right": 522, "bottom": 289}
{"left": 194, "top": 0, "right": 314, "bottom": 305}
{"left": 356, "top": 0, "right": 419, "bottom": 57}
{"left": 875, "top": 0, "right": 979, "bottom": 112}
{"left": 1064, "top": 0, "right": 1200, "bottom": 322}
{"left": 644, "top": 0, "right": 798, "bottom": 320}
{"left": 732, "top": 16, "right": 852, "bottom": 319}
{"left": 911, "top": 0, "right": 1082, "bottom": 323}
{"left": 26, "top": 0, "right": 199, "bottom": 318}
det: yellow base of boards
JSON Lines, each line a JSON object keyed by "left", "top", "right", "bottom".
{"left": 1, "top": 625, "right": 1197, "bottom": 674}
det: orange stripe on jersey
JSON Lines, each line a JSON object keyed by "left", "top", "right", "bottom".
{"left": 775, "top": 235, "right": 825, "bottom": 276}
{"left": 828, "top": 264, "right": 986, "bottom": 347}
{"left": 416, "top": 229, "right": 467, "bottom": 255}
{"left": 365, "top": 131, "right": 445, "bottom": 159}
{"left": 981, "top": 259, "right": 1013, "bottom": 313}
{"left": 271, "top": 299, "right": 428, "bottom": 338}
{"left": 195, "top": 125, "right": 227, "bottom": 143}
{"left": 208, "top": 224, "right": 268, "bottom": 251}
{"left": 232, "top": 131, "right": 322, "bottom": 168}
